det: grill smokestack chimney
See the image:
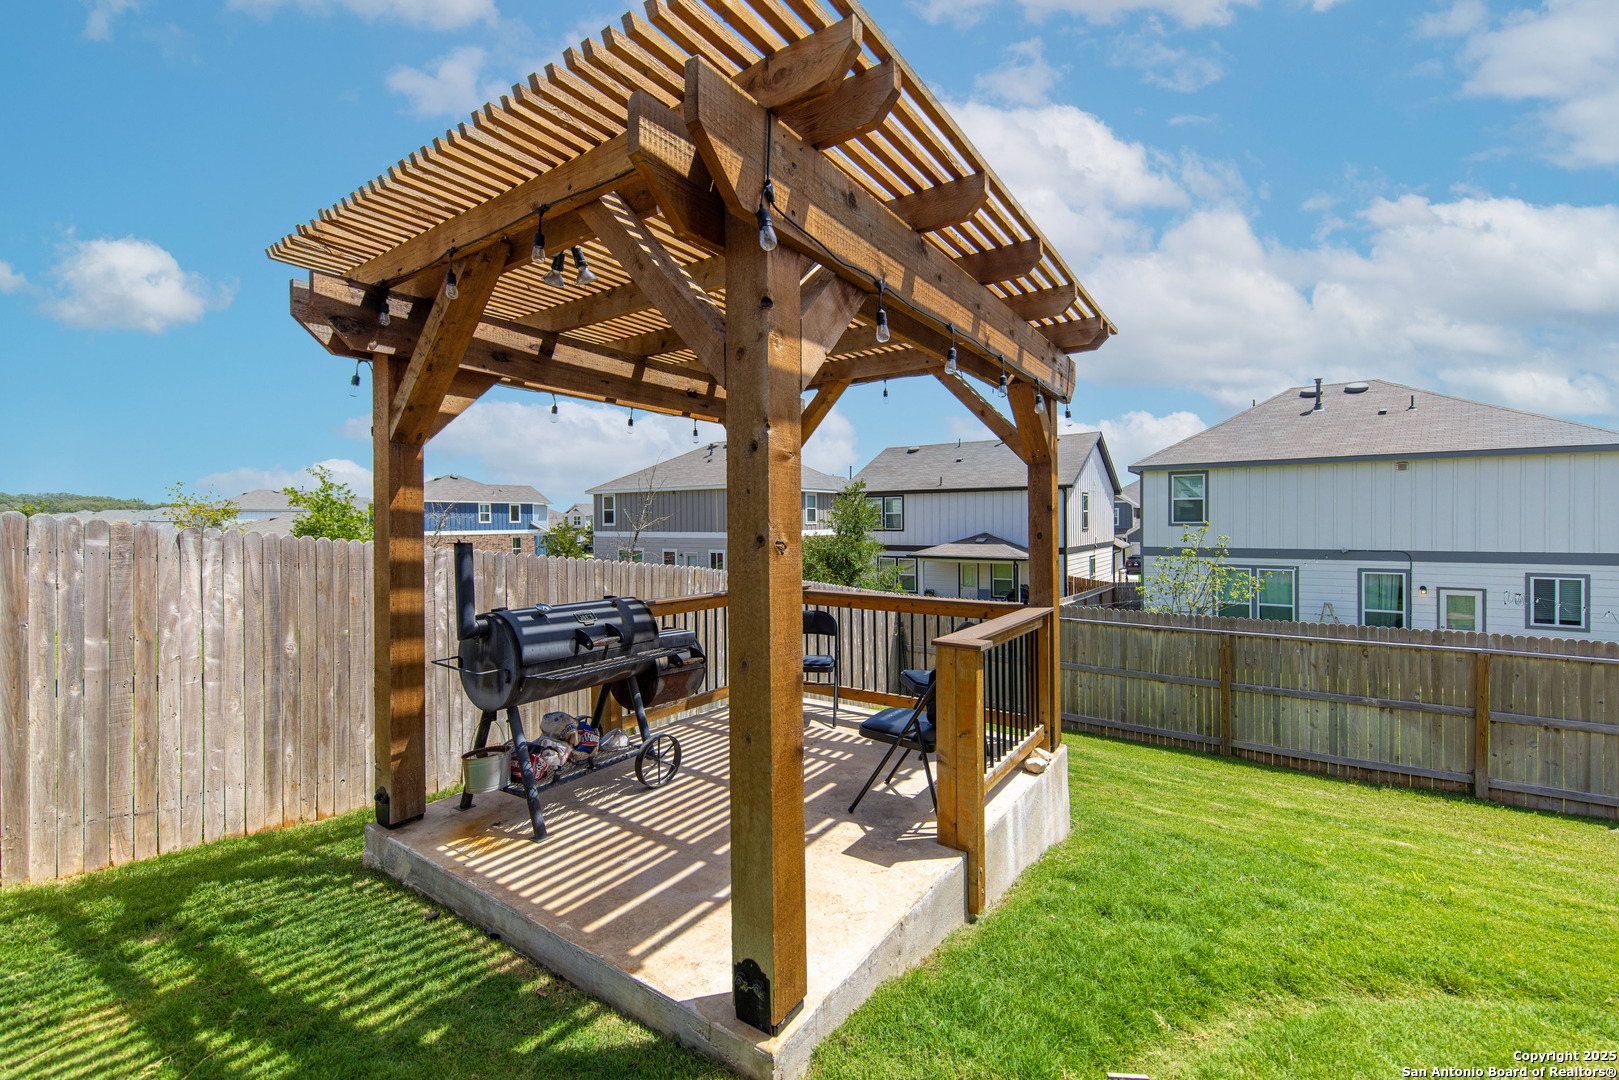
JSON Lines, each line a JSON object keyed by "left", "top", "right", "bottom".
{"left": 1313, "top": 377, "right": 1324, "bottom": 412}
{"left": 454, "top": 541, "right": 487, "bottom": 641}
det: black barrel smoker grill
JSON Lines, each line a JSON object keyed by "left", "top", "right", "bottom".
{"left": 438, "top": 542, "right": 706, "bottom": 840}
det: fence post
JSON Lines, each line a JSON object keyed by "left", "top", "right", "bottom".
{"left": 1219, "top": 633, "right": 1234, "bottom": 756}
{"left": 935, "top": 639, "right": 986, "bottom": 915}
{"left": 1474, "top": 650, "right": 1491, "bottom": 799}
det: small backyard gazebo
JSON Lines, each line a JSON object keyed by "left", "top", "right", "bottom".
{"left": 274, "top": 0, "right": 1110, "bottom": 1048}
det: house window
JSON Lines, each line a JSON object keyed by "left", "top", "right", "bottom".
{"left": 1361, "top": 570, "right": 1407, "bottom": 628}
{"left": 1088, "top": 555, "right": 1096, "bottom": 578}
{"left": 478, "top": 503, "right": 492, "bottom": 524}
{"left": 511, "top": 536, "right": 523, "bottom": 553}
{"left": 509, "top": 504, "right": 522, "bottom": 523}
{"left": 709, "top": 550, "right": 725, "bottom": 571}
{"left": 878, "top": 556, "right": 918, "bottom": 593}
{"left": 991, "top": 562, "right": 1015, "bottom": 600}
{"left": 601, "top": 495, "right": 615, "bottom": 527}
{"left": 1081, "top": 492, "right": 1090, "bottom": 532}
{"left": 685, "top": 554, "right": 700, "bottom": 567}
{"left": 803, "top": 493, "right": 818, "bottom": 526}
{"left": 1169, "top": 472, "right": 1206, "bottom": 525}
{"left": 1439, "top": 588, "right": 1486, "bottom": 632}
{"left": 662, "top": 550, "right": 676, "bottom": 566}
{"left": 1527, "top": 575, "right": 1588, "bottom": 631}
{"left": 1217, "top": 568, "right": 1297, "bottom": 621}
{"left": 866, "top": 495, "right": 903, "bottom": 531}
{"left": 616, "top": 548, "right": 644, "bottom": 563}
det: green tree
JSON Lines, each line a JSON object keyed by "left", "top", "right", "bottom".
{"left": 801, "top": 480, "right": 902, "bottom": 592}
{"left": 163, "top": 483, "right": 241, "bottom": 532}
{"left": 283, "top": 465, "right": 373, "bottom": 541}
{"left": 1142, "top": 525, "right": 1259, "bottom": 617}
{"left": 537, "top": 518, "right": 592, "bottom": 558}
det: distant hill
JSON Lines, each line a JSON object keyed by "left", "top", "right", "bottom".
{"left": 0, "top": 492, "right": 159, "bottom": 514}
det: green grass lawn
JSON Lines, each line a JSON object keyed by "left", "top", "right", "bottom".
{"left": 3, "top": 738, "right": 1615, "bottom": 1080}
{"left": 811, "top": 735, "right": 1619, "bottom": 1079}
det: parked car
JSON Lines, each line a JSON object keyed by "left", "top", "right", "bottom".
{"left": 1124, "top": 554, "right": 1142, "bottom": 576}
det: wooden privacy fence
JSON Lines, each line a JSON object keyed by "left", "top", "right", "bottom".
{"left": 0, "top": 512, "right": 725, "bottom": 884}
{"left": 1061, "top": 606, "right": 1619, "bottom": 820}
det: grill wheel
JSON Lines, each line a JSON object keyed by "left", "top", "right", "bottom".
{"left": 635, "top": 733, "right": 682, "bottom": 789}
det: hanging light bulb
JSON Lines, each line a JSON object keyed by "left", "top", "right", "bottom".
{"left": 882, "top": 379, "right": 889, "bottom": 398}
{"left": 627, "top": 408, "right": 635, "bottom": 429}
{"left": 874, "top": 282, "right": 890, "bottom": 343}
{"left": 996, "top": 356, "right": 1008, "bottom": 397}
{"left": 944, "top": 324, "right": 957, "bottom": 375}
{"left": 443, "top": 265, "right": 459, "bottom": 300}
{"left": 350, "top": 361, "right": 362, "bottom": 389}
{"left": 757, "top": 178, "right": 779, "bottom": 251}
{"left": 1064, "top": 403, "right": 1072, "bottom": 420}
{"left": 377, "top": 289, "right": 390, "bottom": 326}
{"left": 1034, "top": 393, "right": 1046, "bottom": 416}
{"left": 531, "top": 220, "right": 547, "bottom": 265}
{"left": 572, "top": 246, "right": 597, "bottom": 287}
{"left": 542, "top": 252, "right": 566, "bottom": 288}
{"left": 549, "top": 394, "right": 558, "bottom": 424}
{"left": 691, "top": 420, "right": 700, "bottom": 442}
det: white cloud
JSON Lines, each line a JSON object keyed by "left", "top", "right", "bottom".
{"left": 1110, "top": 19, "right": 1227, "bottom": 91}
{"left": 1428, "top": 0, "right": 1619, "bottom": 167}
{"left": 975, "top": 39, "right": 1065, "bottom": 105}
{"left": 1065, "top": 409, "right": 1208, "bottom": 468}
{"left": 194, "top": 458, "right": 373, "bottom": 497}
{"left": 227, "top": 0, "right": 496, "bottom": 30}
{"left": 958, "top": 97, "right": 1619, "bottom": 415}
{"left": 84, "top": 0, "right": 139, "bottom": 40}
{"left": 43, "top": 237, "right": 231, "bottom": 333}
{"left": 0, "top": 262, "right": 25, "bottom": 293}
{"left": 387, "top": 46, "right": 504, "bottom": 118}
{"left": 1018, "top": 0, "right": 1259, "bottom": 30}
{"left": 428, "top": 399, "right": 724, "bottom": 507}
{"left": 909, "top": 0, "right": 1001, "bottom": 28}
{"left": 1168, "top": 112, "right": 1219, "bottom": 125}
{"left": 802, "top": 407, "right": 860, "bottom": 479}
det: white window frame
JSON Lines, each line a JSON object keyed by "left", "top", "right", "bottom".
{"left": 1168, "top": 471, "right": 1207, "bottom": 526}
{"left": 709, "top": 550, "right": 725, "bottom": 571}
{"left": 509, "top": 503, "right": 521, "bottom": 523}
{"left": 803, "top": 492, "right": 819, "bottom": 526}
{"left": 1438, "top": 588, "right": 1487, "bottom": 633}
{"left": 1526, "top": 574, "right": 1589, "bottom": 632}
{"left": 600, "top": 494, "right": 615, "bottom": 527}
{"left": 1219, "top": 566, "right": 1298, "bottom": 622}
{"left": 662, "top": 550, "right": 677, "bottom": 566}
{"left": 478, "top": 502, "right": 492, "bottom": 524}
{"left": 510, "top": 536, "right": 523, "bottom": 553}
{"left": 616, "top": 548, "right": 644, "bottom": 563}
{"left": 870, "top": 495, "right": 903, "bottom": 531}
{"left": 1081, "top": 492, "right": 1090, "bottom": 532}
{"left": 990, "top": 561, "right": 1015, "bottom": 600}
{"left": 878, "top": 556, "right": 918, "bottom": 593}
{"left": 685, "top": 553, "right": 700, "bottom": 567}
{"left": 1359, "top": 569, "right": 1409, "bottom": 628}
{"left": 1088, "top": 554, "right": 1096, "bottom": 578}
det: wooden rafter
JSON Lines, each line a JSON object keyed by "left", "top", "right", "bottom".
{"left": 887, "top": 174, "right": 987, "bottom": 234}
{"left": 813, "top": 347, "right": 938, "bottom": 387}
{"left": 578, "top": 192, "right": 726, "bottom": 381}
{"left": 954, "top": 239, "right": 1043, "bottom": 285}
{"left": 776, "top": 62, "right": 901, "bottom": 150}
{"left": 1005, "top": 285, "right": 1079, "bottom": 323}
{"left": 734, "top": 14, "right": 862, "bottom": 109}
{"left": 519, "top": 255, "right": 724, "bottom": 333}
{"left": 801, "top": 379, "right": 848, "bottom": 441}
{"left": 390, "top": 244, "right": 508, "bottom": 444}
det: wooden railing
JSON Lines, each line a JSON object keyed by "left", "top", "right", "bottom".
{"left": 934, "top": 605, "right": 1056, "bottom": 915}
{"left": 1062, "top": 607, "right": 1619, "bottom": 821}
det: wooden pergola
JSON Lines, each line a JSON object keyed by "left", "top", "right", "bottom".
{"left": 274, "top": 0, "right": 1109, "bottom": 1034}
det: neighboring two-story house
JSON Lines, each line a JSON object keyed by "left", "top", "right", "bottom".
{"left": 1133, "top": 380, "right": 1619, "bottom": 639}
{"left": 587, "top": 443, "right": 843, "bottom": 566}
{"left": 424, "top": 475, "right": 550, "bottom": 553}
{"left": 853, "top": 432, "right": 1120, "bottom": 599}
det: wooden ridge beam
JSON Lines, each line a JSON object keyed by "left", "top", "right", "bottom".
{"left": 886, "top": 173, "right": 987, "bottom": 234}
{"left": 350, "top": 136, "right": 638, "bottom": 287}
{"left": 458, "top": 348, "right": 725, "bottom": 423}
{"left": 735, "top": 14, "right": 862, "bottom": 109}
{"left": 628, "top": 92, "right": 726, "bottom": 250}
{"left": 390, "top": 244, "right": 508, "bottom": 444}
{"left": 1004, "top": 284, "right": 1078, "bottom": 323}
{"left": 683, "top": 56, "right": 1075, "bottom": 398}
{"left": 935, "top": 370, "right": 1026, "bottom": 459}
{"left": 801, "top": 380, "right": 848, "bottom": 441}
{"left": 954, "top": 239, "right": 1042, "bottom": 285}
{"left": 519, "top": 255, "right": 725, "bottom": 333}
{"left": 579, "top": 192, "right": 726, "bottom": 382}
{"left": 1006, "top": 379, "right": 1051, "bottom": 465}
{"left": 776, "top": 62, "right": 901, "bottom": 150}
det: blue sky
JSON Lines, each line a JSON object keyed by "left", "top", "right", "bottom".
{"left": 2, "top": 0, "right": 1616, "bottom": 511}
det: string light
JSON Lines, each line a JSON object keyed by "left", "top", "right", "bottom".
{"left": 349, "top": 360, "right": 362, "bottom": 390}
{"left": 691, "top": 419, "right": 700, "bottom": 442}
{"left": 377, "top": 291, "right": 390, "bottom": 326}
{"left": 757, "top": 179, "right": 778, "bottom": 252}
{"left": 1065, "top": 403, "right": 1072, "bottom": 420}
{"left": 627, "top": 408, "right": 635, "bottom": 429}
{"left": 997, "top": 356, "right": 1008, "bottom": 397}
{"left": 882, "top": 379, "right": 888, "bottom": 398}
{"left": 1034, "top": 393, "right": 1045, "bottom": 416}
{"left": 542, "top": 253, "right": 566, "bottom": 288}
{"left": 443, "top": 263, "right": 459, "bottom": 301}
{"left": 549, "top": 393, "right": 558, "bottom": 424}
{"left": 874, "top": 282, "right": 890, "bottom": 343}
{"left": 531, "top": 206, "right": 548, "bottom": 264}
{"left": 944, "top": 324, "right": 957, "bottom": 375}
{"left": 572, "top": 246, "right": 597, "bottom": 287}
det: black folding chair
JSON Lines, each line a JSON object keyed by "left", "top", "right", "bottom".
{"left": 803, "top": 609, "right": 840, "bottom": 723}
{"left": 848, "top": 669, "right": 937, "bottom": 814}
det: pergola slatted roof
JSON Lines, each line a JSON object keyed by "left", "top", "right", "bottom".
{"left": 270, "top": 0, "right": 1114, "bottom": 380}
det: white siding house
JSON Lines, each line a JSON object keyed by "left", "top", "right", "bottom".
{"left": 854, "top": 432, "right": 1121, "bottom": 599}
{"left": 1134, "top": 380, "right": 1619, "bottom": 639}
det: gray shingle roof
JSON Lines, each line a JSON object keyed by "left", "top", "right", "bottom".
{"left": 424, "top": 475, "right": 549, "bottom": 504}
{"left": 855, "top": 432, "right": 1113, "bottom": 492}
{"left": 1120, "top": 479, "right": 1140, "bottom": 505}
{"left": 912, "top": 532, "right": 1028, "bottom": 560}
{"left": 587, "top": 444, "right": 847, "bottom": 494}
{"left": 1133, "top": 380, "right": 1619, "bottom": 471}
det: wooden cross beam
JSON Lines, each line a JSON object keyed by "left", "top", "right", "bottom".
{"left": 735, "top": 14, "right": 862, "bottom": 108}
{"left": 775, "top": 62, "right": 901, "bottom": 150}
{"left": 954, "top": 239, "right": 1043, "bottom": 284}
{"left": 935, "top": 370, "right": 1026, "bottom": 458}
{"left": 519, "top": 255, "right": 725, "bottom": 333}
{"left": 682, "top": 55, "right": 1077, "bottom": 400}
{"left": 390, "top": 244, "right": 509, "bottom": 444}
{"left": 801, "top": 380, "right": 848, "bottom": 440}
{"left": 1007, "top": 379, "right": 1052, "bottom": 465}
{"left": 887, "top": 174, "right": 988, "bottom": 234}
{"left": 1004, "top": 284, "right": 1079, "bottom": 323}
{"left": 799, "top": 265, "right": 867, "bottom": 387}
{"left": 810, "top": 347, "right": 938, "bottom": 387}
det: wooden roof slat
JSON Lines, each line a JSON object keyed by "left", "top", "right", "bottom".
{"left": 583, "top": 34, "right": 685, "bottom": 105}
{"left": 649, "top": 0, "right": 756, "bottom": 70}
{"left": 544, "top": 62, "right": 632, "bottom": 131}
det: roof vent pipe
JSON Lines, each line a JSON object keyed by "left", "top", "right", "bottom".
{"left": 1313, "top": 378, "right": 1324, "bottom": 412}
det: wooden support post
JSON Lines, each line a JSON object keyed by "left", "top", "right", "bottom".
{"left": 1219, "top": 634, "right": 1234, "bottom": 756}
{"left": 373, "top": 356, "right": 427, "bottom": 828}
{"left": 936, "top": 641, "right": 986, "bottom": 914}
{"left": 1474, "top": 651, "right": 1491, "bottom": 799}
{"left": 724, "top": 214, "right": 807, "bottom": 1034}
{"left": 1023, "top": 393, "right": 1061, "bottom": 751}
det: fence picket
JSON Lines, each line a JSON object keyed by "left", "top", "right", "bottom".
{"left": 243, "top": 532, "right": 265, "bottom": 834}
{"left": 82, "top": 520, "right": 111, "bottom": 872}
{"left": 55, "top": 517, "right": 86, "bottom": 877}
{"left": 0, "top": 513, "right": 27, "bottom": 883}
